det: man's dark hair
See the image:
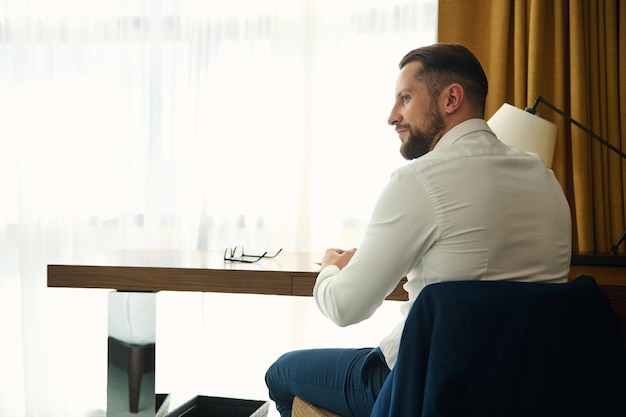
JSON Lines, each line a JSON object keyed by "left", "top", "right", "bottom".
{"left": 399, "top": 43, "right": 488, "bottom": 116}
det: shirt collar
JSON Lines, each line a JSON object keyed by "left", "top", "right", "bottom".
{"left": 433, "top": 119, "right": 494, "bottom": 150}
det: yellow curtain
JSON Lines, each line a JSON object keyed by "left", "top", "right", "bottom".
{"left": 438, "top": 0, "right": 626, "bottom": 254}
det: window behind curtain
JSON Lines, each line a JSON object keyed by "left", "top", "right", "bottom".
{"left": 0, "top": 1, "right": 436, "bottom": 415}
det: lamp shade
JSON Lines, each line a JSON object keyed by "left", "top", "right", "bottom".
{"left": 487, "top": 103, "right": 557, "bottom": 168}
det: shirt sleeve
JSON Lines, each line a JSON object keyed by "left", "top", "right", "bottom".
{"left": 313, "top": 167, "right": 439, "bottom": 327}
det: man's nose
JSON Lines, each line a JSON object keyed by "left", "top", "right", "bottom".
{"left": 388, "top": 108, "right": 400, "bottom": 126}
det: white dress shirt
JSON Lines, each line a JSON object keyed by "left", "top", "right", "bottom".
{"left": 313, "top": 119, "right": 572, "bottom": 369}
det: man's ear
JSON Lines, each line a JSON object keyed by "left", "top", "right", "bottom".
{"left": 441, "top": 83, "right": 464, "bottom": 114}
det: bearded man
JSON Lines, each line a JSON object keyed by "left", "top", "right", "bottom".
{"left": 265, "top": 43, "right": 572, "bottom": 417}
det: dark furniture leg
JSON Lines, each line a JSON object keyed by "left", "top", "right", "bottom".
{"left": 108, "top": 337, "right": 156, "bottom": 413}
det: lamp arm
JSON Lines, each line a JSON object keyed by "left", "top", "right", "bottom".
{"left": 527, "top": 96, "right": 626, "bottom": 160}
{"left": 611, "top": 229, "right": 626, "bottom": 255}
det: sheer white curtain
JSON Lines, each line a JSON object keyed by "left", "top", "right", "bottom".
{"left": 0, "top": 0, "right": 437, "bottom": 415}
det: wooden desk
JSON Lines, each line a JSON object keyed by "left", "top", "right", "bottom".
{"left": 49, "top": 250, "right": 626, "bottom": 300}
{"left": 49, "top": 250, "right": 626, "bottom": 333}
{"left": 570, "top": 253, "right": 626, "bottom": 285}
{"left": 48, "top": 249, "right": 320, "bottom": 294}
{"left": 48, "top": 250, "right": 341, "bottom": 416}
{"left": 48, "top": 249, "right": 408, "bottom": 415}
{"left": 48, "top": 250, "right": 626, "bottom": 415}
{"left": 47, "top": 249, "right": 409, "bottom": 300}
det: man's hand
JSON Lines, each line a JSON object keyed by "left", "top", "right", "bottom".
{"left": 321, "top": 247, "right": 357, "bottom": 270}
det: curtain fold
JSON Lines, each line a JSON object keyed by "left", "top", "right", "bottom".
{"left": 438, "top": 0, "right": 625, "bottom": 254}
{"left": 0, "top": 1, "right": 437, "bottom": 415}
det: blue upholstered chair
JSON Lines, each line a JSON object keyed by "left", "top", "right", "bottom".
{"left": 371, "top": 276, "right": 626, "bottom": 417}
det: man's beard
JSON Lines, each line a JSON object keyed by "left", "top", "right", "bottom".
{"left": 400, "top": 106, "right": 445, "bottom": 160}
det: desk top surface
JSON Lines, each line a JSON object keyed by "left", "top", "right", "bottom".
{"left": 82, "top": 249, "right": 321, "bottom": 272}
{"left": 571, "top": 253, "right": 626, "bottom": 267}
{"left": 48, "top": 249, "right": 323, "bottom": 295}
{"left": 48, "top": 250, "right": 626, "bottom": 296}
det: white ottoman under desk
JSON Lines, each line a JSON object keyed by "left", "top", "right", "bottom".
{"left": 107, "top": 291, "right": 156, "bottom": 416}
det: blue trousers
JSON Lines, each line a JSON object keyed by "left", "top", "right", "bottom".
{"left": 265, "top": 347, "right": 391, "bottom": 417}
